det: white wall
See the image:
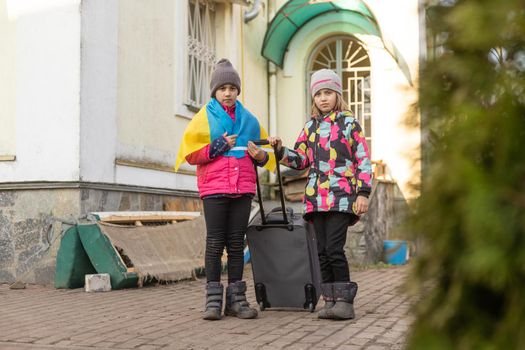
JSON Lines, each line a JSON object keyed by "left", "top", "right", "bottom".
{"left": 367, "top": 0, "right": 421, "bottom": 198}
{"left": 116, "top": 0, "right": 177, "bottom": 166}
{"left": 76, "top": 0, "right": 197, "bottom": 191}
{"left": 0, "top": 0, "right": 16, "bottom": 156}
{"left": 240, "top": 1, "right": 270, "bottom": 130}
{"left": 0, "top": 0, "right": 81, "bottom": 182}
{"left": 79, "top": 0, "right": 118, "bottom": 183}
{"left": 110, "top": 0, "right": 197, "bottom": 190}
{"left": 109, "top": 1, "right": 267, "bottom": 191}
{"left": 0, "top": 0, "right": 268, "bottom": 193}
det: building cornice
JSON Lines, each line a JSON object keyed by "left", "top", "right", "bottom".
{"left": 0, "top": 181, "right": 199, "bottom": 197}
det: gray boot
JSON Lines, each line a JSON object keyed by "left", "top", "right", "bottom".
{"left": 203, "top": 282, "right": 223, "bottom": 320}
{"left": 318, "top": 283, "right": 335, "bottom": 319}
{"left": 224, "top": 281, "right": 258, "bottom": 319}
{"left": 331, "top": 282, "right": 358, "bottom": 320}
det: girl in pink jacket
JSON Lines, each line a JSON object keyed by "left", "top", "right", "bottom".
{"left": 180, "top": 59, "right": 268, "bottom": 320}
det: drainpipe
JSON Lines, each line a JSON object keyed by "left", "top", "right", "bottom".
{"left": 269, "top": 62, "right": 277, "bottom": 147}
{"left": 267, "top": 0, "right": 277, "bottom": 183}
{"left": 244, "top": 0, "right": 261, "bottom": 23}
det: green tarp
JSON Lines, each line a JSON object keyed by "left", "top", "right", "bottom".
{"left": 54, "top": 224, "right": 138, "bottom": 290}
{"left": 54, "top": 226, "right": 97, "bottom": 289}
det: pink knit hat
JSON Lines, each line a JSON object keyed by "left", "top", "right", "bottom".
{"left": 310, "top": 69, "right": 342, "bottom": 97}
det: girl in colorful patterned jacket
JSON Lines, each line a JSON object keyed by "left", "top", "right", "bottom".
{"left": 268, "top": 69, "right": 373, "bottom": 320}
{"left": 176, "top": 59, "right": 271, "bottom": 320}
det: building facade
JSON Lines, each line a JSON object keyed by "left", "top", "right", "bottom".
{"left": 0, "top": 0, "right": 421, "bottom": 284}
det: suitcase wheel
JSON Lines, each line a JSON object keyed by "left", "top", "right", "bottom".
{"left": 259, "top": 301, "right": 266, "bottom": 311}
{"left": 304, "top": 283, "right": 317, "bottom": 312}
{"left": 255, "top": 283, "right": 269, "bottom": 311}
{"left": 308, "top": 302, "right": 315, "bottom": 313}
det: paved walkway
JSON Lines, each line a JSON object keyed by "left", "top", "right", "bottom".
{"left": 0, "top": 265, "right": 411, "bottom": 350}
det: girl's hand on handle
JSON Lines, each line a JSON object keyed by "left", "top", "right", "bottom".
{"left": 223, "top": 132, "right": 237, "bottom": 149}
{"left": 355, "top": 195, "right": 369, "bottom": 215}
{"left": 247, "top": 141, "right": 266, "bottom": 162}
{"left": 267, "top": 136, "right": 282, "bottom": 152}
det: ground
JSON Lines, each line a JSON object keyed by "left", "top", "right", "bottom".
{"left": 0, "top": 265, "right": 411, "bottom": 350}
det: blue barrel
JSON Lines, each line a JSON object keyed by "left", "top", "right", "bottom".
{"left": 383, "top": 240, "right": 408, "bottom": 265}
{"left": 243, "top": 246, "right": 251, "bottom": 264}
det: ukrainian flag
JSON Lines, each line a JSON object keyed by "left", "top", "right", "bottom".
{"left": 175, "top": 98, "right": 276, "bottom": 172}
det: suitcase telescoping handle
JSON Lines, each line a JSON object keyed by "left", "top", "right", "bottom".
{"left": 252, "top": 139, "right": 288, "bottom": 225}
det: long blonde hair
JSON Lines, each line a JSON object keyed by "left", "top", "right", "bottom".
{"left": 311, "top": 92, "right": 350, "bottom": 117}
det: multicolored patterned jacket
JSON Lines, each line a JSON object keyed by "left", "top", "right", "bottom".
{"left": 281, "top": 110, "right": 373, "bottom": 219}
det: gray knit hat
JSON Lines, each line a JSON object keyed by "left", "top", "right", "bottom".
{"left": 310, "top": 69, "right": 342, "bottom": 97}
{"left": 210, "top": 58, "right": 241, "bottom": 98}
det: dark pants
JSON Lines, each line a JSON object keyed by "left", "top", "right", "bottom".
{"left": 202, "top": 196, "right": 252, "bottom": 284}
{"left": 310, "top": 212, "right": 352, "bottom": 283}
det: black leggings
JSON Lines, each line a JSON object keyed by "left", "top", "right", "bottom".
{"left": 202, "top": 196, "right": 252, "bottom": 283}
{"left": 310, "top": 211, "right": 352, "bottom": 283}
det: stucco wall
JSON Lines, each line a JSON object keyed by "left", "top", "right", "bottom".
{"left": 113, "top": 1, "right": 269, "bottom": 184}
{"left": 0, "top": 0, "right": 16, "bottom": 156}
{"left": 367, "top": 0, "right": 421, "bottom": 199}
{"left": 239, "top": 2, "right": 270, "bottom": 129}
{"left": 116, "top": 0, "right": 178, "bottom": 169}
{"left": 0, "top": 0, "right": 81, "bottom": 183}
{"left": 79, "top": 0, "right": 119, "bottom": 183}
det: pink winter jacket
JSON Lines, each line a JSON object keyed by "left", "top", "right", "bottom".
{"left": 185, "top": 104, "right": 259, "bottom": 198}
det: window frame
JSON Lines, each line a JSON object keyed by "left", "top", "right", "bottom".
{"left": 185, "top": 0, "right": 217, "bottom": 111}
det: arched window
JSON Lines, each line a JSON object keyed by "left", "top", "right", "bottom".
{"left": 307, "top": 36, "right": 372, "bottom": 155}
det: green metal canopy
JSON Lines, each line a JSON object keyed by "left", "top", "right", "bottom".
{"left": 261, "top": 0, "right": 412, "bottom": 85}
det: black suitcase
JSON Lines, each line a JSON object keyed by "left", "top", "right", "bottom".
{"left": 246, "top": 141, "right": 321, "bottom": 312}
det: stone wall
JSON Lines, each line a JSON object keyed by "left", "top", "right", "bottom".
{"left": 0, "top": 190, "right": 80, "bottom": 284}
{"left": 1, "top": 181, "right": 408, "bottom": 285}
{"left": 0, "top": 187, "right": 202, "bottom": 285}
{"left": 81, "top": 189, "right": 164, "bottom": 213}
{"left": 345, "top": 180, "right": 408, "bottom": 266}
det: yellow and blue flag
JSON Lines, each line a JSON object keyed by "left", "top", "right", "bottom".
{"left": 175, "top": 99, "right": 276, "bottom": 172}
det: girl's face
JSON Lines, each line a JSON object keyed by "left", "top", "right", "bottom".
{"left": 313, "top": 88, "right": 337, "bottom": 114}
{"left": 215, "top": 84, "right": 238, "bottom": 107}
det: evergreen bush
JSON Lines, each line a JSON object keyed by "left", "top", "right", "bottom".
{"left": 407, "top": 1, "right": 525, "bottom": 349}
